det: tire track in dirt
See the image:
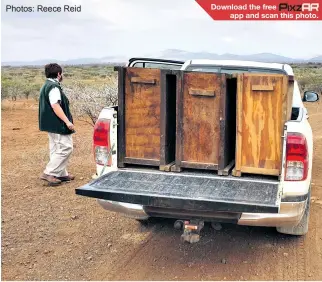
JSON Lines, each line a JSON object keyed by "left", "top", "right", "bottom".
{"left": 107, "top": 225, "right": 158, "bottom": 280}
{"left": 91, "top": 221, "right": 160, "bottom": 280}
{"left": 302, "top": 199, "right": 322, "bottom": 280}
{"left": 100, "top": 215, "right": 322, "bottom": 281}
{"left": 104, "top": 222, "right": 295, "bottom": 281}
{"left": 296, "top": 236, "right": 307, "bottom": 281}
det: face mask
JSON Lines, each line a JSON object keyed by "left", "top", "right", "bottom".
{"left": 57, "top": 73, "right": 63, "bottom": 82}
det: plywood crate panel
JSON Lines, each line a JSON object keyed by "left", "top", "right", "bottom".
{"left": 233, "top": 73, "right": 292, "bottom": 177}
{"left": 174, "top": 71, "right": 236, "bottom": 174}
{"left": 115, "top": 66, "right": 178, "bottom": 168}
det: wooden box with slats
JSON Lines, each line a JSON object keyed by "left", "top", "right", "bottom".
{"left": 115, "top": 66, "right": 293, "bottom": 177}
{"left": 232, "top": 73, "right": 293, "bottom": 177}
{"left": 115, "top": 66, "right": 178, "bottom": 169}
{"left": 173, "top": 71, "right": 236, "bottom": 174}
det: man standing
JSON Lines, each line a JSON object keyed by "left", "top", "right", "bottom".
{"left": 39, "top": 63, "right": 75, "bottom": 186}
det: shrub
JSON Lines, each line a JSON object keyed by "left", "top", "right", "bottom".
{"left": 64, "top": 79, "right": 118, "bottom": 126}
{"left": 1, "top": 78, "right": 24, "bottom": 101}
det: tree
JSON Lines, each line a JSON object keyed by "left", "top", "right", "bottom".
{"left": 64, "top": 78, "right": 118, "bottom": 126}
{"left": 1, "top": 78, "right": 23, "bottom": 101}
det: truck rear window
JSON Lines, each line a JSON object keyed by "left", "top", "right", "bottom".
{"left": 132, "top": 62, "right": 182, "bottom": 70}
{"left": 185, "top": 65, "right": 285, "bottom": 75}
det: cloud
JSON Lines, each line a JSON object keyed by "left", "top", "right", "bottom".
{"left": 2, "top": 0, "right": 322, "bottom": 62}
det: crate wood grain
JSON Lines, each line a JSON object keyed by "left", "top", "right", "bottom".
{"left": 175, "top": 72, "right": 236, "bottom": 173}
{"left": 233, "top": 73, "right": 290, "bottom": 177}
{"left": 115, "top": 67, "right": 178, "bottom": 169}
{"left": 124, "top": 67, "right": 161, "bottom": 163}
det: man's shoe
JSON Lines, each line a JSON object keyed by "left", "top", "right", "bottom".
{"left": 56, "top": 174, "right": 75, "bottom": 182}
{"left": 40, "top": 173, "right": 62, "bottom": 186}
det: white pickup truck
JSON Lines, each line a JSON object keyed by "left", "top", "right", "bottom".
{"left": 76, "top": 58, "right": 319, "bottom": 242}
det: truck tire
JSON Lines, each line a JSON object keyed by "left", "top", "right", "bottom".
{"left": 276, "top": 189, "right": 311, "bottom": 236}
{"left": 136, "top": 219, "right": 149, "bottom": 224}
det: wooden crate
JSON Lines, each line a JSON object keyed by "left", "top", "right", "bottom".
{"left": 115, "top": 66, "right": 178, "bottom": 169}
{"left": 233, "top": 73, "right": 292, "bottom": 177}
{"left": 173, "top": 71, "right": 236, "bottom": 175}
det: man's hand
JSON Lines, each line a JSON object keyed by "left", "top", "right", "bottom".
{"left": 66, "top": 121, "right": 75, "bottom": 131}
{"left": 51, "top": 103, "right": 75, "bottom": 131}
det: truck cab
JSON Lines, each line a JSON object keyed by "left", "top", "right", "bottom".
{"left": 76, "top": 58, "right": 319, "bottom": 241}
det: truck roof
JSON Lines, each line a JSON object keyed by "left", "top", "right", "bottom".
{"left": 128, "top": 57, "right": 295, "bottom": 76}
{"left": 184, "top": 59, "right": 294, "bottom": 76}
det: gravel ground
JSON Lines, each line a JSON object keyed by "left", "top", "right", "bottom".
{"left": 1, "top": 100, "right": 322, "bottom": 281}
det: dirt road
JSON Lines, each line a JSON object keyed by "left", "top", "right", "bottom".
{"left": 2, "top": 100, "right": 322, "bottom": 281}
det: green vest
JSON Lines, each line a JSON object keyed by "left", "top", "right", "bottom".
{"left": 38, "top": 79, "right": 74, "bottom": 135}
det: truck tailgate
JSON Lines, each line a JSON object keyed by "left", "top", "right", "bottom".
{"left": 75, "top": 170, "right": 281, "bottom": 213}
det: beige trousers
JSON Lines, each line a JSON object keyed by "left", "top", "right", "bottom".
{"left": 44, "top": 133, "right": 73, "bottom": 177}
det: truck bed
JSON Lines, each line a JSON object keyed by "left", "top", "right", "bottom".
{"left": 76, "top": 168, "right": 281, "bottom": 213}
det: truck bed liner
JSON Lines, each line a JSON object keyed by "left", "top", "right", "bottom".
{"left": 76, "top": 170, "right": 280, "bottom": 213}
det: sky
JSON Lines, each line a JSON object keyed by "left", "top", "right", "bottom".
{"left": 1, "top": 0, "right": 322, "bottom": 62}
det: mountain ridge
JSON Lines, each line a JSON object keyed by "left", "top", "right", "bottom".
{"left": 2, "top": 50, "right": 322, "bottom": 66}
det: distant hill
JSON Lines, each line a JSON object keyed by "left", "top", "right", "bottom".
{"left": 151, "top": 49, "right": 309, "bottom": 63}
{"left": 309, "top": 55, "right": 322, "bottom": 62}
{"left": 1, "top": 56, "right": 128, "bottom": 67}
{"left": 2, "top": 50, "right": 321, "bottom": 66}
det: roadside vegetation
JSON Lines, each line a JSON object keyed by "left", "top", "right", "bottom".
{"left": 1, "top": 63, "right": 322, "bottom": 125}
{"left": 1, "top": 65, "right": 118, "bottom": 126}
{"left": 291, "top": 63, "right": 322, "bottom": 93}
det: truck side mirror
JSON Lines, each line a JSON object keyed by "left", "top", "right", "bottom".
{"left": 302, "top": 91, "right": 319, "bottom": 102}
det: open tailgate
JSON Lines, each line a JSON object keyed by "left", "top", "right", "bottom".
{"left": 75, "top": 170, "right": 281, "bottom": 213}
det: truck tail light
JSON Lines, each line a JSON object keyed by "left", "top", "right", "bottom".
{"left": 285, "top": 132, "right": 308, "bottom": 181}
{"left": 93, "top": 118, "right": 112, "bottom": 166}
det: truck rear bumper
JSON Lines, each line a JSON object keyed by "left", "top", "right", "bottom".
{"left": 238, "top": 200, "right": 306, "bottom": 227}
{"left": 97, "top": 199, "right": 307, "bottom": 227}
{"left": 79, "top": 169, "right": 307, "bottom": 227}
{"left": 97, "top": 199, "right": 149, "bottom": 220}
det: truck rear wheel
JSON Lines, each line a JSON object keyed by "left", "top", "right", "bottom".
{"left": 136, "top": 219, "right": 149, "bottom": 224}
{"left": 276, "top": 189, "right": 311, "bottom": 236}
